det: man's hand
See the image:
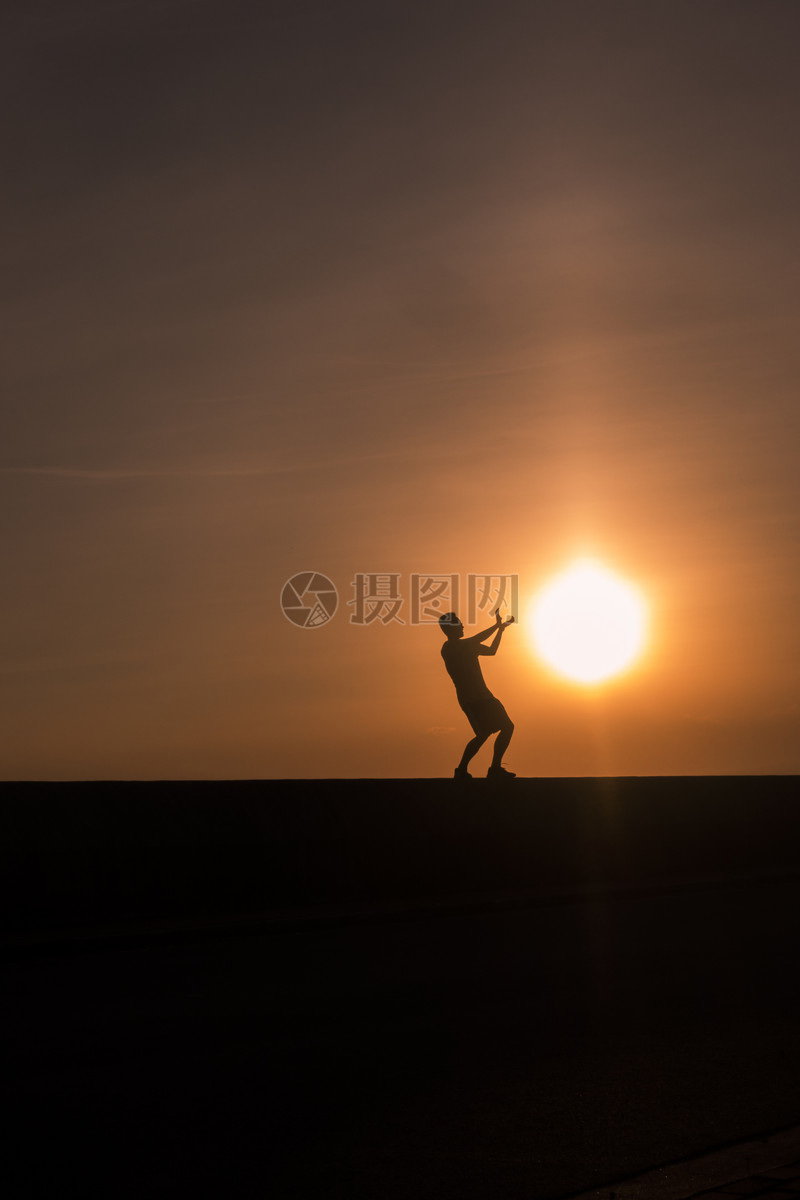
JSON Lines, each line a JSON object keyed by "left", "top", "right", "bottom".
{"left": 495, "top": 609, "right": 515, "bottom": 629}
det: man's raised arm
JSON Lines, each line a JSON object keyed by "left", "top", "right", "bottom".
{"left": 466, "top": 610, "right": 515, "bottom": 649}
{"left": 465, "top": 622, "right": 502, "bottom": 645}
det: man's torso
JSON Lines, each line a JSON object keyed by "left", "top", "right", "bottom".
{"left": 441, "top": 640, "right": 492, "bottom": 704}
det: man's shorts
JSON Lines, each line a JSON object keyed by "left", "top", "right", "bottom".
{"left": 460, "top": 693, "right": 510, "bottom": 738}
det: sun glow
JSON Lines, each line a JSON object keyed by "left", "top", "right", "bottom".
{"left": 529, "top": 559, "right": 648, "bottom": 685}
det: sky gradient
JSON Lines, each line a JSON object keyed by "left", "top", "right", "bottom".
{"left": 2, "top": 0, "right": 799, "bottom": 778}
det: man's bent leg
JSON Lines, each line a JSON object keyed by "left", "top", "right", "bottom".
{"left": 490, "top": 717, "right": 514, "bottom": 769}
{"left": 458, "top": 733, "right": 488, "bottom": 773}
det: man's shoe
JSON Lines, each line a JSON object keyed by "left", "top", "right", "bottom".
{"left": 487, "top": 765, "right": 516, "bottom": 781}
{"left": 453, "top": 767, "right": 473, "bottom": 781}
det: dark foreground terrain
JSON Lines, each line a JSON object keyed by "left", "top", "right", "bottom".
{"left": 2, "top": 777, "right": 799, "bottom": 1198}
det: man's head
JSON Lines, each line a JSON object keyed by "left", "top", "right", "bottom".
{"left": 439, "top": 612, "right": 464, "bottom": 639}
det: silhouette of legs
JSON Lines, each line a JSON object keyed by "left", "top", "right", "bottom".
{"left": 490, "top": 716, "right": 514, "bottom": 770}
{"left": 457, "top": 733, "right": 489, "bottom": 774}
{"left": 456, "top": 715, "right": 515, "bottom": 777}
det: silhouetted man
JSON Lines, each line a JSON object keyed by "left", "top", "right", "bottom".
{"left": 439, "top": 609, "right": 516, "bottom": 781}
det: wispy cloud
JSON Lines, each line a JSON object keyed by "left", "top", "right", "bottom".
{"left": 0, "top": 450, "right": 409, "bottom": 482}
{"left": 0, "top": 465, "right": 287, "bottom": 480}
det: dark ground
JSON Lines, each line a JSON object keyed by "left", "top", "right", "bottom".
{"left": 2, "top": 778, "right": 799, "bottom": 1198}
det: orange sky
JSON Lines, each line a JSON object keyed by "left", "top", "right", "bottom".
{"left": 2, "top": 2, "right": 799, "bottom": 778}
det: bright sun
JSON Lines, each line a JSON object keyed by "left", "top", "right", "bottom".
{"left": 529, "top": 559, "right": 648, "bottom": 685}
